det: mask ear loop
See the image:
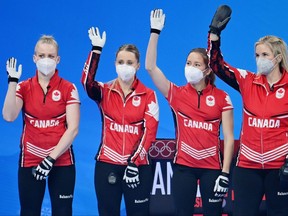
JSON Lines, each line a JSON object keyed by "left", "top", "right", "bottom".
{"left": 275, "top": 54, "right": 282, "bottom": 65}
{"left": 202, "top": 67, "right": 211, "bottom": 78}
{"left": 270, "top": 54, "right": 282, "bottom": 73}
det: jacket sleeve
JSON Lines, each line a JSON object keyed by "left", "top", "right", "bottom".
{"left": 207, "top": 33, "right": 240, "bottom": 92}
{"left": 81, "top": 51, "right": 102, "bottom": 103}
{"left": 130, "top": 91, "right": 159, "bottom": 165}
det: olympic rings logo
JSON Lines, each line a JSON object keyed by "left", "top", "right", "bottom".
{"left": 149, "top": 139, "right": 176, "bottom": 159}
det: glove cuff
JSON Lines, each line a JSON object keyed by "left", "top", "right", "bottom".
{"left": 46, "top": 156, "right": 56, "bottom": 164}
{"left": 8, "top": 76, "right": 19, "bottom": 83}
{"left": 150, "top": 29, "right": 161, "bottom": 35}
{"left": 92, "top": 46, "right": 103, "bottom": 51}
{"left": 221, "top": 171, "right": 229, "bottom": 178}
{"left": 209, "top": 25, "right": 221, "bottom": 36}
{"left": 128, "top": 161, "right": 137, "bottom": 166}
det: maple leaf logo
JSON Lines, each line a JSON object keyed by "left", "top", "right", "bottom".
{"left": 225, "top": 95, "right": 233, "bottom": 106}
{"left": 16, "top": 83, "right": 21, "bottom": 92}
{"left": 238, "top": 69, "right": 248, "bottom": 78}
{"left": 71, "top": 86, "right": 80, "bottom": 100}
{"left": 148, "top": 101, "right": 159, "bottom": 121}
{"left": 83, "top": 62, "right": 89, "bottom": 74}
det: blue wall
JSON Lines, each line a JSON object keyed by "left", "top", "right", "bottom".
{"left": 0, "top": 0, "right": 287, "bottom": 215}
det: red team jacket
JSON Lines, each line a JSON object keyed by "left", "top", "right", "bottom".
{"left": 16, "top": 71, "right": 80, "bottom": 167}
{"left": 81, "top": 51, "right": 159, "bottom": 166}
{"left": 168, "top": 82, "right": 233, "bottom": 169}
{"left": 208, "top": 36, "right": 288, "bottom": 169}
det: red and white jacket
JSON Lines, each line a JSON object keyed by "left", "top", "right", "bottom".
{"left": 168, "top": 82, "right": 233, "bottom": 169}
{"left": 81, "top": 51, "right": 159, "bottom": 166}
{"left": 16, "top": 71, "right": 80, "bottom": 167}
{"left": 208, "top": 34, "right": 288, "bottom": 169}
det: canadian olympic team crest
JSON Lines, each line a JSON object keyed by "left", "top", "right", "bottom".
{"left": 149, "top": 139, "right": 176, "bottom": 159}
{"left": 52, "top": 90, "right": 61, "bottom": 101}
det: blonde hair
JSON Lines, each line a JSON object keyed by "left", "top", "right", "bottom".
{"left": 255, "top": 35, "right": 288, "bottom": 72}
{"left": 34, "top": 35, "right": 59, "bottom": 55}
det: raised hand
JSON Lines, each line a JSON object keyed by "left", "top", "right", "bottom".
{"left": 88, "top": 27, "right": 106, "bottom": 51}
{"left": 209, "top": 5, "right": 232, "bottom": 36}
{"left": 6, "top": 57, "right": 22, "bottom": 83}
{"left": 150, "top": 9, "right": 165, "bottom": 34}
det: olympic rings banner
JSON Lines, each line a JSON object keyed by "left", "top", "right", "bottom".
{"left": 148, "top": 139, "right": 266, "bottom": 216}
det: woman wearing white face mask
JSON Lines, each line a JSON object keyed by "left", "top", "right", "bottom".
{"left": 208, "top": 5, "right": 288, "bottom": 216}
{"left": 81, "top": 27, "right": 159, "bottom": 216}
{"left": 146, "top": 9, "right": 234, "bottom": 216}
{"left": 2, "top": 35, "right": 80, "bottom": 215}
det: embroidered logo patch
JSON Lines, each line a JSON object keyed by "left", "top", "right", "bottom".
{"left": 132, "top": 96, "right": 141, "bottom": 107}
{"left": 52, "top": 90, "right": 61, "bottom": 101}
{"left": 276, "top": 88, "right": 285, "bottom": 99}
{"left": 206, "top": 95, "right": 215, "bottom": 107}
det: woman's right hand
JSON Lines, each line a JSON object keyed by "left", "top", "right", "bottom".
{"left": 6, "top": 57, "right": 22, "bottom": 83}
{"left": 150, "top": 9, "right": 165, "bottom": 34}
{"left": 88, "top": 27, "right": 106, "bottom": 51}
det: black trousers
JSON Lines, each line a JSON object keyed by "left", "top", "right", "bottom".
{"left": 172, "top": 164, "right": 223, "bottom": 216}
{"left": 18, "top": 165, "right": 75, "bottom": 216}
{"left": 95, "top": 161, "right": 153, "bottom": 216}
{"left": 233, "top": 166, "right": 288, "bottom": 216}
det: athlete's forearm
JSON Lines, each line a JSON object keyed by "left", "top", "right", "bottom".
{"left": 49, "top": 127, "right": 78, "bottom": 160}
{"left": 49, "top": 104, "right": 80, "bottom": 160}
{"left": 222, "top": 137, "right": 234, "bottom": 174}
{"left": 2, "top": 83, "right": 22, "bottom": 121}
{"left": 208, "top": 33, "right": 240, "bottom": 92}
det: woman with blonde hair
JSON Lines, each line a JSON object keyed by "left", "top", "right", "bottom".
{"left": 208, "top": 5, "right": 288, "bottom": 216}
{"left": 3, "top": 35, "right": 80, "bottom": 215}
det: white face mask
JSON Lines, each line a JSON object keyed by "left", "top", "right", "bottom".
{"left": 185, "top": 66, "right": 206, "bottom": 84}
{"left": 256, "top": 57, "right": 277, "bottom": 75}
{"left": 36, "top": 58, "right": 57, "bottom": 76}
{"left": 116, "top": 64, "right": 136, "bottom": 82}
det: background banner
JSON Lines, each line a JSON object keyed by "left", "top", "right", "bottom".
{"left": 148, "top": 139, "right": 266, "bottom": 216}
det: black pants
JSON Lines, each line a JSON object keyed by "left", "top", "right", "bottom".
{"left": 172, "top": 164, "right": 223, "bottom": 216}
{"left": 233, "top": 166, "right": 288, "bottom": 216}
{"left": 95, "top": 161, "right": 153, "bottom": 216}
{"left": 18, "top": 165, "right": 75, "bottom": 216}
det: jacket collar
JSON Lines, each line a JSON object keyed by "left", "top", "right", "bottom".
{"left": 185, "top": 81, "right": 214, "bottom": 94}
{"left": 33, "top": 70, "right": 61, "bottom": 86}
{"left": 109, "top": 77, "right": 147, "bottom": 95}
{"left": 253, "top": 69, "right": 288, "bottom": 88}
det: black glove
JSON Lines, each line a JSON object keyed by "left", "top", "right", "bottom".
{"left": 209, "top": 5, "right": 232, "bottom": 36}
{"left": 123, "top": 162, "right": 140, "bottom": 189}
{"left": 214, "top": 172, "right": 229, "bottom": 197}
{"left": 32, "top": 156, "right": 56, "bottom": 180}
{"left": 279, "top": 158, "right": 288, "bottom": 189}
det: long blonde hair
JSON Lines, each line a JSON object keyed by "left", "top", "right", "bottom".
{"left": 255, "top": 35, "right": 288, "bottom": 72}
